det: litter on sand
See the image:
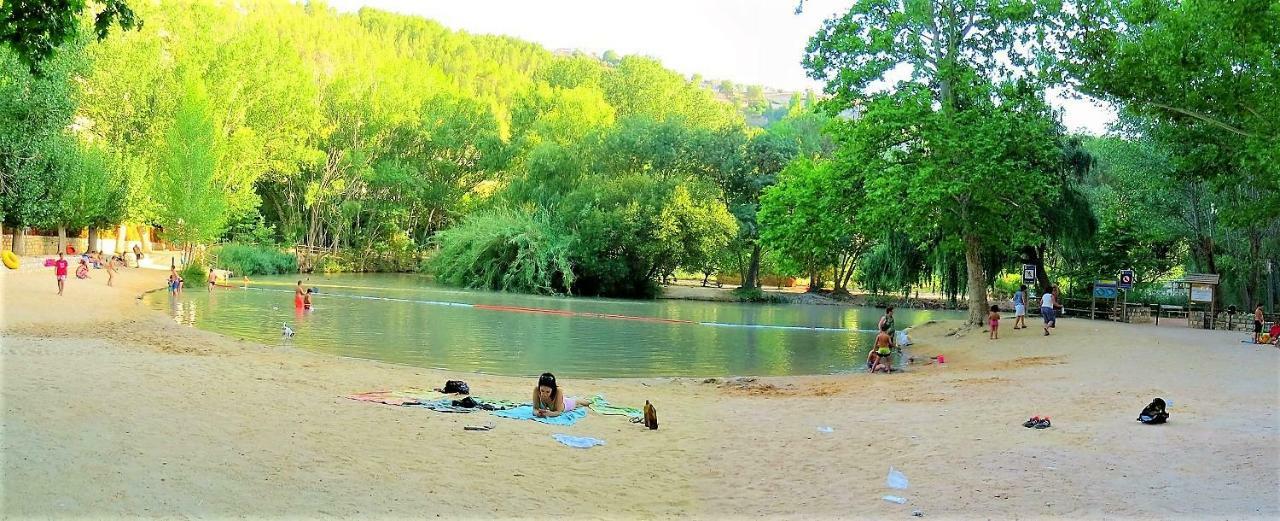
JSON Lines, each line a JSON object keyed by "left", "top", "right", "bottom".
{"left": 817, "top": 426, "right": 834, "bottom": 433}
{"left": 882, "top": 495, "right": 908, "bottom": 504}
{"left": 464, "top": 424, "right": 494, "bottom": 431}
{"left": 886, "top": 467, "right": 909, "bottom": 489}
{"left": 552, "top": 433, "right": 605, "bottom": 448}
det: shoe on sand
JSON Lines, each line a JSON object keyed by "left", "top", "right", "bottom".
{"left": 1022, "top": 416, "right": 1040, "bottom": 428}
{"left": 1034, "top": 417, "right": 1052, "bottom": 429}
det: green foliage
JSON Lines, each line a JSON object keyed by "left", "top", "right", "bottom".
{"left": 179, "top": 260, "right": 206, "bottom": 284}
{"left": 0, "top": 0, "right": 138, "bottom": 72}
{"left": 758, "top": 157, "right": 867, "bottom": 294}
{"left": 562, "top": 174, "right": 737, "bottom": 297}
{"left": 431, "top": 209, "right": 575, "bottom": 294}
{"left": 153, "top": 70, "right": 227, "bottom": 252}
{"left": 212, "top": 243, "right": 297, "bottom": 276}
{"left": 730, "top": 286, "right": 788, "bottom": 303}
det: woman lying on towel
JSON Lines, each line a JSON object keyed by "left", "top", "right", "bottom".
{"left": 532, "top": 373, "right": 593, "bottom": 418}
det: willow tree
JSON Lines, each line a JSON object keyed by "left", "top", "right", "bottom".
{"left": 804, "top": 0, "right": 1067, "bottom": 324}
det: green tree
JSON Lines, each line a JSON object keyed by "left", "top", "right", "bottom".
{"left": 154, "top": 70, "right": 226, "bottom": 264}
{"left": 759, "top": 157, "right": 868, "bottom": 294}
{"left": 805, "top": 0, "right": 1066, "bottom": 324}
{"left": 1, "top": 0, "right": 138, "bottom": 72}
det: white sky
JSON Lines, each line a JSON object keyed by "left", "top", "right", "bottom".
{"left": 326, "top": 0, "right": 1115, "bottom": 135}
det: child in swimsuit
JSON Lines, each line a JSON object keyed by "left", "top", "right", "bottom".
{"left": 870, "top": 323, "right": 893, "bottom": 373}
{"left": 988, "top": 305, "right": 1000, "bottom": 340}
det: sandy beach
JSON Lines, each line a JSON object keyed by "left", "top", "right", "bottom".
{"left": 3, "top": 260, "right": 1278, "bottom": 519}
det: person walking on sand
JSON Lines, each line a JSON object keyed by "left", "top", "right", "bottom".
{"left": 106, "top": 255, "right": 117, "bottom": 287}
{"left": 1040, "top": 288, "right": 1055, "bottom": 336}
{"left": 1051, "top": 285, "right": 1062, "bottom": 327}
{"left": 1013, "top": 285, "right": 1028, "bottom": 329}
{"left": 54, "top": 252, "right": 69, "bottom": 296}
{"left": 988, "top": 305, "right": 1001, "bottom": 340}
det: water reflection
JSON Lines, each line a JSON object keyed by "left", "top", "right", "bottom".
{"left": 145, "top": 274, "right": 962, "bottom": 377}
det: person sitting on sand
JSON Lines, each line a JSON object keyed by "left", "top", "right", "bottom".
{"left": 869, "top": 323, "right": 893, "bottom": 373}
{"left": 988, "top": 305, "right": 1001, "bottom": 340}
{"left": 532, "top": 373, "right": 592, "bottom": 418}
{"left": 76, "top": 258, "right": 91, "bottom": 279}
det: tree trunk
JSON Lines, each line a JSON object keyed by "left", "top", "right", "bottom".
{"left": 116, "top": 224, "right": 129, "bottom": 255}
{"left": 963, "top": 234, "right": 988, "bottom": 326}
{"left": 140, "top": 226, "right": 153, "bottom": 252}
{"left": 743, "top": 244, "right": 762, "bottom": 290}
{"left": 57, "top": 225, "right": 68, "bottom": 254}
{"left": 11, "top": 227, "right": 26, "bottom": 255}
{"left": 87, "top": 227, "right": 99, "bottom": 254}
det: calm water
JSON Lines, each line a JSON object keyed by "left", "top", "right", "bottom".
{"left": 144, "top": 273, "right": 959, "bottom": 378}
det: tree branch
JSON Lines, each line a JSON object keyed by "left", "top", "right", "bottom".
{"left": 1146, "top": 102, "right": 1260, "bottom": 139}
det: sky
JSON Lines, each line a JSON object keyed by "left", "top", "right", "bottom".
{"left": 327, "top": 0, "right": 1115, "bottom": 135}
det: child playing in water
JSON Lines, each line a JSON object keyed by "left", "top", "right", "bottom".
{"left": 988, "top": 305, "right": 1001, "bottom": 339}
{"left": 868, "top": 323, "right": 893, "bottom": 373}
{"left": 531, "top": 373, "right": 592, "bottom": 418}
{"left": 304, "top": 288, "right": 314, "bottom": 310}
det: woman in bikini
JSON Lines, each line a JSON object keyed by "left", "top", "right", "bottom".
{"left": 532, "top": 373, "right": 592, "bottom": 418}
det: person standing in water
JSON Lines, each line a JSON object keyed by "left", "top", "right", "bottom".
{"left": 295, "top": 280, "right": 306, "bottom": 308}
{"left": 879, "top": 306, "right": 897, "bottom": 348}
{"left": 207, "top": 268, "right": 217, "bottom": 292}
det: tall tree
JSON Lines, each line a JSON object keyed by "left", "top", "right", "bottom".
{"left": 805, "top": 0, "right": 1066, "bottom": 324}
{"left": 154, "top": 70, "right": 226, "bottom": 264}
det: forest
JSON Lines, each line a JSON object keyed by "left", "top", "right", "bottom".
{"left": 2, "top": 0, "right": 1277, "bottom": 324}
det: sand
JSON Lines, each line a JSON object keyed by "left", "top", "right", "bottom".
{"left": 2, "top": 259, "right": 1278, "bottom": 519}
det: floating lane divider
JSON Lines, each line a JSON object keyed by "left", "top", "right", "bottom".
{"left": 240, "top": 287, "right": 865, "bottom": 331}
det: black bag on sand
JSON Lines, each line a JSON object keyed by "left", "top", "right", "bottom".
{"left": 1138, "top": 397, "right": 1169, "bottom": 424}
{"left": 438, "top": 380, "right": 470, "bottom": 395}
{"left": 452, "top": 396, "right": 478, "bottom": 408}
{"left": 643, "top": 401, "right": 658, "bottom": 430}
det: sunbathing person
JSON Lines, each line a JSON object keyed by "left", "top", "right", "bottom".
{"left": 532, "top": 373, "right": 592, "bottom": 418}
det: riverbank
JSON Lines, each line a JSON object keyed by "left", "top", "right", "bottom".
{"left": 659, "top": 280, "right": 962, "bottom": 309}
{"left": 3, "top": 261, "right": 1278, "bottom": 518}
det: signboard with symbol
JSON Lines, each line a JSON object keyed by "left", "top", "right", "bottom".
{"left": 1118, "top": 269, "right": 1135, "bottom": 290}
{"left": 1022, "top": 264, "right": 1037, "bottom": 285}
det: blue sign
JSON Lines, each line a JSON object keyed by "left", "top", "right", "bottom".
{"left": 1094, "top": 286, "right": 1118, "bottom": 299}
{"left": 1118, "top": 269, "right": 1135, "bottom": 289}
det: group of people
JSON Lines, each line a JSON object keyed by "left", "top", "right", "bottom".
{"left": 1254, "top": 304, "right": 1279, "bottom": 346}
{"left": 993, "top": 284, "right": 1062, "bottom": 339}
{"left": 51, "top": 251, "right": 123, "bottom": 295}
{"left": 867, "top": 306, "right": 899, "bottom": 373}
{"left": 294, "top": 280, "right": 316, "bottom": 310}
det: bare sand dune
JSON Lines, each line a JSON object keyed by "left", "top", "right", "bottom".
{"left": 3, "top": 263, "right": 1277, "bottom": 519}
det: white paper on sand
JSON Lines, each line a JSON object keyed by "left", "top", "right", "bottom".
{"left": 883, "top": 495, "right": 908, "bottom": 504}
{"left": 887, "top": 467, "right": 909, "bottom": 489}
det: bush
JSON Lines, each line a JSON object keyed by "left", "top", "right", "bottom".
{"left": 179, "top": 262, "right": 207, "bottom": 284}
{"left": 213, "top": 243, "right": 298, "bottom": 276}
{"left": 731, "top": 287, "right": 788, "bottom": 303}
{"left": 430, "top": 209, "right": 575, "bottom": 294}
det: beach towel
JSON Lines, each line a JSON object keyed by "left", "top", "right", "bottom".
{"left": 416, "top": 398, "right": 477, "bottom": 413}
{"left": 587, "top": 395, "right": 643, "bottom": 419}
{"left": 552, "top": 434, "right": 605, "bottom": 448}
{"left": 493, "top": 405, "right": 588, "bottom": 426}
{"left": 344, "top": 387, "right": 438, "bottom": 406}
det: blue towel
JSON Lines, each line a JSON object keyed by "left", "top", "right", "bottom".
{"left": 493, "top": 405, "right": 588, "bottom": 425}
{"left": 553, "top": 433, "right": 605, "bottom": 448}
